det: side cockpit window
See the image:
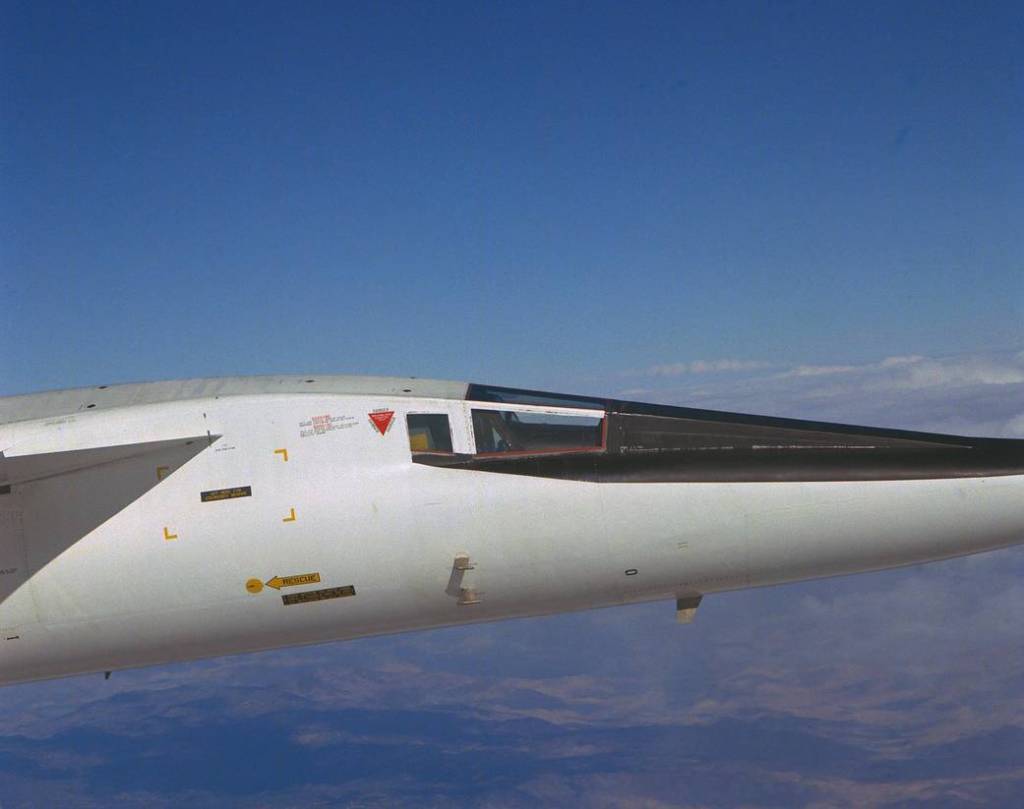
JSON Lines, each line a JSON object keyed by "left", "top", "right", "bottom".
{"left": 471, "top": 408, "right": 603, "bottom": 455}
{"left": 407, "top": 413, "right": 453, "bottom": 454}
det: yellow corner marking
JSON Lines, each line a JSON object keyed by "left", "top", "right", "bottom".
{"left": 156, "top": 466, "right": 170, "bottom": 481}
{"left": 282, "top": 508, "right": 296, "bottom": 523}
{"left": 163, "top": 526, "right": 178, "bottom": 541}
{"left": 265, "top": 572, "right": 321, "bottom": 590}
{"left": 246, "top": 578, "right": 264, "bottom": 594}
{"left": 274, "top": 448, "right": 289, "bottom": 462}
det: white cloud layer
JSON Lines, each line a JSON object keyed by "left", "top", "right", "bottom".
{"left": 630, "top": 359, "right": 775, "bottom": 377}
{"left": 620, "top": 348, "right": 1024, "bottom": 436}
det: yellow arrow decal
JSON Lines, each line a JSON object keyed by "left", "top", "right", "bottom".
{"left": 265, "top": 572, "right": 321, "bottom": 590}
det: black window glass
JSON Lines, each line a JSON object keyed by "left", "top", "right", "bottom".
{"left": 407, "top": 413, "right": 453, "bottom": 453}
{"left": 471, "top": 409, "right": 603, "bottom": 454}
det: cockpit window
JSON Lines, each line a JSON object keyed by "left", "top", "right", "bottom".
{"left": 407, "top": 413, "right": 453, "bottom": 454}
{"left": 466, "top": 383, "right": 607, "bottom": 410}
{"left": 471, "top": 409, "right": 603, "bottom": 454}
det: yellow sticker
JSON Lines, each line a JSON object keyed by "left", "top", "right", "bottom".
{"left": 246, "top": 578, "right": 264, "bottom": 594}
{"left": 265, "top": 572, "right": 320, "bottom": 590}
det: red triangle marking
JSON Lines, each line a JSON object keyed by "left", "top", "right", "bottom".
{"left": 369, "top": 410, "right": 394, "bottom": 435}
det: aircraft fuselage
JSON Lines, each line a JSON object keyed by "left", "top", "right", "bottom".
{"left": 0, "top": 375, "right": 1021, "bottom": 685}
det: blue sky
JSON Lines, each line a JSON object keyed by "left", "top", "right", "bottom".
{"left": 3, "top": 1, "right": 1022, "bottom": 396}
{"left": 2, "top": 3, "right": 1023, "bottom": 807}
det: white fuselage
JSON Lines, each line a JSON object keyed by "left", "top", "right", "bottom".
{"left": 0, "top": 383, "right": 1022, "bottom": 685}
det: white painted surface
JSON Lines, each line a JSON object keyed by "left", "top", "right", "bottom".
{"left": 0, "top": 385, "right": 1021, "bottom": 685}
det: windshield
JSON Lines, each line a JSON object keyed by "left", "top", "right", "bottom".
{"left": 471, "top": 408, "right": 603, "bottom": 454}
